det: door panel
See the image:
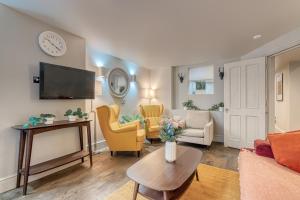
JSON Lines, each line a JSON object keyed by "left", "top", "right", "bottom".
{"left": 245, "top": 116, "right": 259, "bottom": 147}
{"left": 245, "top": 64, "right": 259, "bottom": 109}
{"left": 229, "top": 66, "right": 241, "bottom": 109}
{"left": 229, "top": 115, "right": 241, "bottom": 148}
{"left": 224, "top": 57, "right": 266, "bottom": 149}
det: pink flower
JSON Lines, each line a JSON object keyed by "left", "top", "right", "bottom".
{"left": 172, "top": 121, "right": 179, "bottom": 128}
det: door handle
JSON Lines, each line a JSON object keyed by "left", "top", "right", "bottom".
{"left": 225, "top": 108, "right": 229, "bottom": 112}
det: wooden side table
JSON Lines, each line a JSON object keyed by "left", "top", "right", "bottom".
{"left": 12, "top": 120, "right": 93, "bottom": 195}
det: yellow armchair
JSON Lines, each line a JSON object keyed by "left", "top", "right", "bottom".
{"left": 96, "top": 105, "right": 145, "bottom": 157}
{"left": 139, "top": 104, "right": 164, "bottom": 143}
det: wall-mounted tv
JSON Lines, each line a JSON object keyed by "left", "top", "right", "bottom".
{"left": 39, "top": 62, "right": 95, "bottom": 99}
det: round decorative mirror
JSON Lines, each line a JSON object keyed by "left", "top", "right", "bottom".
{"left": 108, "top": 68, "right": 130, "bottom": 98}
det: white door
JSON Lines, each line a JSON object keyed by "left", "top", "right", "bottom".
{"left": 224, "top": 57, "right": 266, "bottom": 149}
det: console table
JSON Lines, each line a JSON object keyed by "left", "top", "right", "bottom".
{"left": 12, "top": 120, "right": 93, "bottom": 195}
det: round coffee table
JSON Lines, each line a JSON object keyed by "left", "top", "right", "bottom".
{"left": 127, "top": 145, "right": 203, "bottom": 200}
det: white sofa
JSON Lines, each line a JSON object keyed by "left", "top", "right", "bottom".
{"left": 173, "top": 110, "right": 214, "bottom": 146}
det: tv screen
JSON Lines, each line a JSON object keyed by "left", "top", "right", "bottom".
{"left": 40, "top": 62, "right": 95, "bottom": 99}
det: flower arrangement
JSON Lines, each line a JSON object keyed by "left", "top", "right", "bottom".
{"left": 159, "top": 118, "right": 185, "bottom": 142}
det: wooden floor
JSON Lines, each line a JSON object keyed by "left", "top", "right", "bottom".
{"left": 0, "top": 142, "right": 239, "bottom": 200}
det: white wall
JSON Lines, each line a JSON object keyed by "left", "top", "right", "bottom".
{"left": 274, "top": 47, "right": 300, "bottom": 132}
{"left": 0, "top": 5, "right": 86, "bottom": 192}
{"left": 150, "top": 67, "right": 173, "bottom": 115}
{"left": 274, "top": 61, "right": 290, "bottom": 132}
{"left": 288, "top": 61, "right": 300, "bottom": 131}
{"left": 173, "top": 65, "right": 224, "bottom": 110}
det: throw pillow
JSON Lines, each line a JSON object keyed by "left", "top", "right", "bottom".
{"left": 268, "top": 132, "right": 300, "bottom": 172}
{"left": 254, "top": 139, "right": 274, "bottom": 158}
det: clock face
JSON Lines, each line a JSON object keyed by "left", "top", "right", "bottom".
{"left": 38, "top": 31, "right": 67, "bottom": 57}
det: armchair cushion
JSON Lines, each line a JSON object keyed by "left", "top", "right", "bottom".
{"left": 182, "top": 128, "right": 204, "bottom": 138}
{"left": 148, "top": 125, "right": 160, "bottom": 132}
{"left": 186, "top": 111, "right": 210, "bottom": 128}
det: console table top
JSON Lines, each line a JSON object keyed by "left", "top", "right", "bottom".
{"left": 12, "top": 119, "right": 92, "bottom": 130}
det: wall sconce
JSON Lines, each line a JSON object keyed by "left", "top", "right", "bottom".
{"left": 130, "top": 74, "right": 136, "bottom": 82}
{"left": 96, "top": 67, "right": 107, "bottom": 81}
{"left": 178, "top": 73, "right": 184, "bottom": 83}
{"left": 218, "top": 66, "right": 224, "bottom": 80}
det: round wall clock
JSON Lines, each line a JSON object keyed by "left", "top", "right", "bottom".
{"left": 38, "top": 31, "right": 67, "bottom": 57}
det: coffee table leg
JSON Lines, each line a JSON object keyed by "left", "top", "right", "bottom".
{"left": 163, "top": 191, "right": 169, "bottom": 200}
{"left": 195, "top": 169, "right": 199, "bottom": 181}
{"left": 132, "top": 182, "right": 139, "bottom": 200}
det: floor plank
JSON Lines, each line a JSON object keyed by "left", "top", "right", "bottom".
{"left": 0, "top": 142, "right": 239, "bottom": 200}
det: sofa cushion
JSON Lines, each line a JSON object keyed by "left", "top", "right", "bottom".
{"left": 268, "top": 132, "right": 300, "bottom": 173}
{"left": 254, "top": 139, "right": 274, "bottom": 158}
{"left": 182, "top": 128, "right": 204, "bottom": 138}
{"left": 239, "top": 150, "right": 300, "bottom": 200}
{"left": 186, "top": 111, "right": 210, "bottom": 129}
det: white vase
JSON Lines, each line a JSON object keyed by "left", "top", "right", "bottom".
{"left": 44, "top": 117, "right": 55, "bottom": 125}
{"left": 68, "top": 115, "right": 77, "bottom": 122}
{"left": 165, "top": 141, "right": 177, "bottom": 162}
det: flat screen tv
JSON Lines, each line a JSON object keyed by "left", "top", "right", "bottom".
{"left": 40, "top": 62, "right": 95, "bottom": 99}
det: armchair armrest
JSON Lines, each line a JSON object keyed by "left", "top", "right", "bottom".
{"left": 112, "top": 124, "right": 138, "bottom": 133}
{"left": 122, "top": 120, "right": 141, "bottom": 129}
{"left": 204, "top": 120, "right": 214, "bottom": 146}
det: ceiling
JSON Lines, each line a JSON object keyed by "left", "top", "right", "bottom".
{"left": 2, "top": 0, "right": 300, "bottom": 68}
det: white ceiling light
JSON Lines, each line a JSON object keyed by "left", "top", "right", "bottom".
{"left": 253, "top": 34, "right": 262, "bottom": 40}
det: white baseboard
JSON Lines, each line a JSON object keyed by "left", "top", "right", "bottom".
{"left": 0, "top": 160, "right": 81, "bottom": 194}
{"left": 92, "top": 139, "right": 108, "bottom": 154}
{"left": 213, "top": 134, "right": 224, "bottom": 143}
{"left": 0, "top": 174, "right": 17, "bottom": 194}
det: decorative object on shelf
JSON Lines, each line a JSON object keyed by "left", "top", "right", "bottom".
{"left": 160, "top": 118, "right": 184, "bottom": 162}
{"left": 219, "top": 66, "right": 224, "bottom": 80}
{"left": 40, "top": 113, "right": 56, "bottom": 125}
{"left": 120, "top": 114, "right": 145, "bottom": 128}
{"left": 178, "top": 73, "right": 184, "bottom": 83}
{"left": 182, "top": 100, "right": 200, "bottom": 110}
{"left": 38, "top": 31, "right": 67, "bottom": 57}
{"left": 23, "top": 116, "right": 42, "bottom": 128}
{"left": 275, "top": 72, "right": 283, "bottom": 101}
{"left": 208, "top": 102, "right": 224, "bottom": 111}
{"left": 64, "top": 108, "right": 88, "bottom": 121}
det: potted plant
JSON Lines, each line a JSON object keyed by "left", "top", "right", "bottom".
{"left": 64, "top": 108, "right": 88, "bottom": 121}
{"left": 76, "top": 108, "right": 89, "bottom": 120}
{"left": 160, "top": 118, "right": 184, "bottom": 162}
{"left": 23, "top": 116, "right": 42, "bottom": 128}
{"left": 64, "top": 109, "right": 78, "bottom": 121}
{"left": 40, "top": 113, "right": 56, "bottom": 125}
{"left": 218, "top": 102, "right": 224, "bottom": 112}
{"left": 182, "top": 100, "right": 200, "bottom": 110}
